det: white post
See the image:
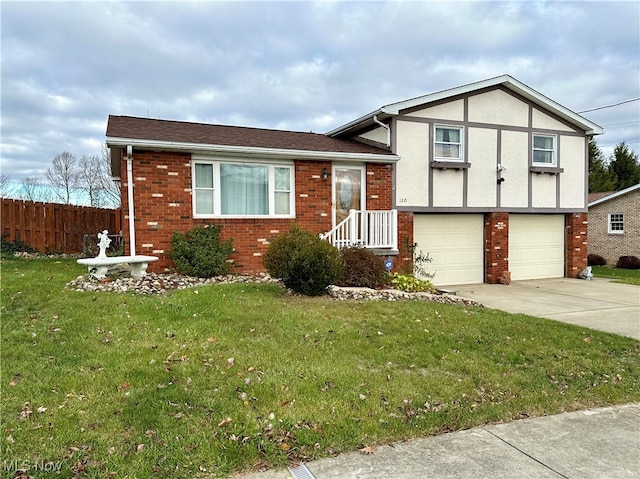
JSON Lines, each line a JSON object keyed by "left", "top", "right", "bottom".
{"left": 391, "top": 209, "right": 398, "bottom": 250}
{"left": 126, "top": 146, "right": 136, "bottom": 256}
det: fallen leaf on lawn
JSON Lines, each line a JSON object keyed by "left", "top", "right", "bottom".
{"left": 359, "top": 394, "right": 367, "bottom": 400}
{"left": 226, "top": 358, "right": 235, "bottom": 368}
{"left": 360, "top": 445, "right": 374, "bottom": 454}
{"left": 218, "top": 417, "right": 232, "bottom": 427}
{"left": 280, "top": 442, "right": 291, "bottom": 451}
{"left": 136, "top": 443, "right": 145, "bottom": 452}
{"left": 583, "top": 336, "right": 592, "bottom": 343}
{"left": 207, "top": 337, "right": 217, "bottom": 343}
{"left": 37, "top": 406, "right": 47, "bottom": 414}
{"left": 19, "top": 402, "right": 32, "bottom": 420}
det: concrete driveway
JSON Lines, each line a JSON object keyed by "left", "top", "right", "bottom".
{"left": 444, "top": 278, "right": 640, "bottom": 340}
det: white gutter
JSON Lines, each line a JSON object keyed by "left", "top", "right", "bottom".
{"left": 106, "top": 137, "right": 399, "bottom": 163}
{"left": 126, "top": 145, "right": 136, "bottom": 256}
{"left": 373, "top": 115, "right": 391, "bottom": 147}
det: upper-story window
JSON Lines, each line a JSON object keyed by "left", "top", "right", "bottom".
{"left": 193, "top": 159, "right": 294, "bottom": 218}
{"left": 608, "top": 212, "right": 624, "bottom": 234}
{"left": 533, "top": 134, "right": 556, "bottom": 166}
{"left": 434, "top": 126, "right": 463, "bottom": 161}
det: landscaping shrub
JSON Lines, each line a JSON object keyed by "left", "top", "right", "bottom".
{"left": 388, "top": 272, "right": 435, "bottom": 293}
{"left": 587, "top": 253, "right": 607, "bottom": 266}
{"left": 169, "top": 225, "right": 233, "bottom": 277}
{"left": 263, "top": 224, "right": 343, "bottom": 296}
{"left": 337, "top": 246, "right": 388, "bottom": 289}
{"left": 616, "top": 255, "right": 640, "bottom": 269}
{"left": 1, "top": 233, "right": 38, "bottom": 256}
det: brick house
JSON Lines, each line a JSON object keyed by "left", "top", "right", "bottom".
{"left": 107, "top": 74, "right": 603, "bottom": 285}
{"left": 588, "top": 184, "right": 640, "bottom": 265}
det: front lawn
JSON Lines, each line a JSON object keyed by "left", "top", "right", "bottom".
{"left": 592, "top": 265, "right": 640, "bottom": 286}
{"left": 2, "top": 257, "right": 640, "bottom": 478}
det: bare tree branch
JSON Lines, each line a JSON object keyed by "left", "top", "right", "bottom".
{"left": 45, "top": 152, "right": 79, "bottom": 204}
{"left": 19, "top": 176, "right": 50, "bottom": 202}
{"left": 0, "top": 172, "right": 14, "bottom": 197}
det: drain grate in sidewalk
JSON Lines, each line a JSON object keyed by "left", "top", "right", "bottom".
{"left": 288, "top": 463, "right": 316, "bottom": 479}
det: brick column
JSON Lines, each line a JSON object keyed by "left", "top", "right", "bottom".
{"left": 485, "top": 212, "right": 510, "bottom": 284}
{"left": 395, "top": 212, "right": 414, "bottom": 273}
{"left": 566, "top": 212, "right": 588, "bottom": 278}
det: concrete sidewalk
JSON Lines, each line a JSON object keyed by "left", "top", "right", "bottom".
{"left": 235, "top": 403, "right": 640, "bottom": 479}
{"left": 448, "top": 278, "right": 640, "bottom": 340}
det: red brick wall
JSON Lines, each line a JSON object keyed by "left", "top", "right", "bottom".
{"left": 366, "top": 163, "right": 393, "bottom": 210}
{"left": 566, "top": 212, "right": 588, "bottom": 278}
{"left": 485, "top": 212, "right": 510, "bottom": 284}
{"left": 396, "top": 211, "right": 414, "bottom": 273}
{"left": 120, "top": 150, "right": 395, "bottom": 274}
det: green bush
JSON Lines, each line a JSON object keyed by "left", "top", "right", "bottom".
{"left": 337, "top": 246, "right": 388, "bottom": 288}
{"left": 1, "top": 233, "right": 38, "bottom": 256}
{"left": 263, "top": 225, "right": 343, "bottom": 296}
{"left": 616, "top": 255, "right": 640, "bottom": 269}
{"left": 588, "top": 253, "right": 607, "bottom": 266}
{"left": 388, "top": 272, "right": 434, "bottom": 293}
{"left": 169, "top": 225, "right": 233, "bottom": 277}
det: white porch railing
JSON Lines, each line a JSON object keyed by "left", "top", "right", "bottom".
{"left": 321, "top": 209, "right": 398, "bottom": 250}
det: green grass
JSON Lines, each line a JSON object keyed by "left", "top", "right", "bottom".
{"left": 592, "top": 265, "right": 640, "bottom": 286}
{"left": 2, "top": 257, "right": 640, "bottom": 478}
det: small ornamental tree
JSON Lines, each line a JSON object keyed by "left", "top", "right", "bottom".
{"left": 263, "top": 225, "right": 343, "bottom": 296}
{"left": 169, "top": 225, "right": 233, "bottom": 278}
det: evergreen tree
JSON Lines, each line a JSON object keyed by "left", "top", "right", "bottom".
{"left": 609, "top": 141, "right": 640, "bottom": 191}
{"left": 588, "top": 138, "right": 615, "bottom": 192}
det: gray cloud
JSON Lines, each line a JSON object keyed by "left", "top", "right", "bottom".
{"left": 1, "top": 0, "right": 638, "bottom": 182}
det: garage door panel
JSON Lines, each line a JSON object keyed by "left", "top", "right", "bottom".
{"left": 509, "top": 215, "right": 564, "bottom": 281}
{"left": 414, "top": 214, "right": 484, "bottom": 286}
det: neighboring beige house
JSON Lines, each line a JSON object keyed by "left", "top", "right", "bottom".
{"left": 588, "top": 184, "right": 640, "bottom": 265}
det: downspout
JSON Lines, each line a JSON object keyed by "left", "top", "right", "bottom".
{"left": 126, "top": 145, "right": 136, "bottom": 256}
{"left": 373, "top": 115, "right": 391, "bottom": 148}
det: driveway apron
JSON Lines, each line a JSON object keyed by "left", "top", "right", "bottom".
{"left": 446, "top": 278, "right": 640, "bottom": 340}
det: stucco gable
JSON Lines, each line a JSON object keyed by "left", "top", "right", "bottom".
{"left": 328, "top": 74, "right": 604, "bottom": 138}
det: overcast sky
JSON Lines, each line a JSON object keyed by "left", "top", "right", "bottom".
{"left": 2, "top": 0, "right": 639, "bottom": 186}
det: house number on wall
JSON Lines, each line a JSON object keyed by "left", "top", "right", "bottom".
{"left": 398, "top": 198, "right": 408, "bottom": 203}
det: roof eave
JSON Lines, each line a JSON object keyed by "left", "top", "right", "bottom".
{"left": 588, "top": 183, "right": 640, "bottom": 207}
{"left": 105, "top": 137, "right": 399, "bottom": 163}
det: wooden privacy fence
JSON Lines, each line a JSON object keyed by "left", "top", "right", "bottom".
{"left": 1, "top": 198, "right": 122, "bottom": 254}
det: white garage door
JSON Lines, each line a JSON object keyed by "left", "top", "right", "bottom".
{"left": 509, "top": 215, "right": 565, "bottom": 281}
{"left": 413, "top": 214, "right": 484, "bottom": 286}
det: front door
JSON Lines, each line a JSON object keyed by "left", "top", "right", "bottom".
{"left": 333, "top": 166, "right": 364, "bottom": 226}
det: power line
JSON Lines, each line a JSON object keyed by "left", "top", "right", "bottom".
{"left": 578, "top": 98, "right": 640, "bottom": 113}
{"left": 602, "top": 120, "right": 640, "bottom": 127}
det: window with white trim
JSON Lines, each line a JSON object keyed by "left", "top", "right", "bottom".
{"left": 193, "top": 159, "right": 294, "bottom": 218}
{"left": 533, "top": 134, "right": 556, "bottom": 165}
{"left": 434, "top": 126, "right": 463, "bottom": 161}
{"left": 608, "top": 212, "right": 624, "bottom": 234}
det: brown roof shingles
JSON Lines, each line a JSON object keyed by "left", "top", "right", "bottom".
{"left": 106, "top": 115, "right": 393, "bottom": 156}
{"left": 588, "top": 191, "right": 614, "bottom": 203}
